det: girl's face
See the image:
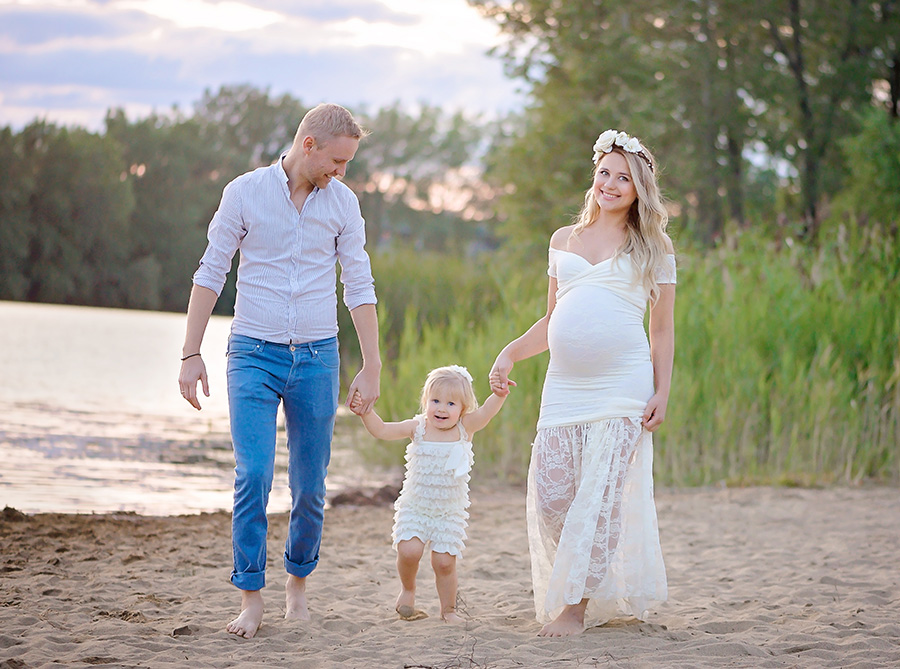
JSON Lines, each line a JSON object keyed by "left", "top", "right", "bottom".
{"left": 593, "top": 151, "right": 637, "bottom": 214}
{"left": 425, "top": 390, "right": 464, "bottom": 431}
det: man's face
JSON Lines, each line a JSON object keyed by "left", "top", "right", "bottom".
{"left": 304, "top": 135, "right": 359, "bottom": 190}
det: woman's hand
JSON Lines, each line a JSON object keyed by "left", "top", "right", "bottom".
{"left": 489, "top": 353, "right": 515, "bottom": 397}
{"left": 642, "top": 393, "right": 668, "bottom": 432}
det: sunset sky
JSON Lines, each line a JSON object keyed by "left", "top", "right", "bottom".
{"left": 0, "top": 0, "right": 524, "bottom": 130}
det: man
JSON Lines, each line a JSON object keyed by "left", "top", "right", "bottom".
{"left": 178, "top": 103, "right": 381, "bottom": 639}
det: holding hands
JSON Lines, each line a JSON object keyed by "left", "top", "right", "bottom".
{"left": 489, "top": 353, "right": 517, "bottom": 397}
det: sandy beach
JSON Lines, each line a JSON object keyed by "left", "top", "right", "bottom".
{"left": 2, "top": 484, "right": 899, "bottom": 668}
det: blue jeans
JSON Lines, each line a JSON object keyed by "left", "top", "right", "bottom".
{"left": 225, "top": 333, "right": 340, "bottom": 591}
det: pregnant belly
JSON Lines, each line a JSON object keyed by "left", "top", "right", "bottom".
{"left": 547, "top": 289, "right": 648, "bottom": 377}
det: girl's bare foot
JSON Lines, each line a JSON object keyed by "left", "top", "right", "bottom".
{"left": 537, "top": 604, "right": 586, "bottom": 637}
{"left": 285, "top": 575, "right": 310, "bottom": 621}
{"left": 226, "top": 589, "right": 264, "bottom": 638}
{"left": 395, "top": 589, "right": 427, "bottom": 620}
{"left": 441, "top": 610, "right": 466, "bottom": 625}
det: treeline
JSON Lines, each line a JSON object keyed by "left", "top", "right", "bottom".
{"left": 0, "top": 86, "right": 496, "bottom": 313}
{"left": 470, "top": 0, "right": 900, "bottom": 246}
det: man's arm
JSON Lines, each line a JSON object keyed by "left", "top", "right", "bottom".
{"left": 346, "top": 303, "right": 381, "bottom": 415}
{"left": 178, "top": 285, "right": 218, "bottom": 410}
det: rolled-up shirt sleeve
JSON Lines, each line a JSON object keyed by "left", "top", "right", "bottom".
{"left": 192, "top": 180, "right": 245, "bottom": 296}
{"left": 337, "top": 192, "right": 377, "bottom": 310}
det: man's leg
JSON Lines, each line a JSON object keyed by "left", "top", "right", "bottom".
{"left": 281, "top": 337, "right": 340, "bottom": 620}
{"left": 225, "top": 335, "right": 284, "bottom": 637}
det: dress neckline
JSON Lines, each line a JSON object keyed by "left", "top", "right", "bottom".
{"left": 551, "top": 247, "right": 625, "bottom": 267}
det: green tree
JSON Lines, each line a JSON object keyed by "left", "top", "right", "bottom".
{"left": 0, "top": 127, "right": 32, "bottom": 299}
{"left": 345, "top": 103, "right": 493, "bottom": 254}
{"left": 105, "top": 109, "right": 228, "bottom": 311}
{"left": 22, "top": 122, "right": 134, "bottom": 305}
{"left": 194, "top": 84, "right": 309, "bottom": 173}
{"left": 833, "top": 107, "right": 900, "bottom": 225}
{"left": 470, "top": 0, "right": 897, "bottom": 244}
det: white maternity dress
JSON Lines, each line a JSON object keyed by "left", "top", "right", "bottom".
{"left": 527, "top": 248, "right": 676, "bottom": 626}
{"left": 392, "top": 415, "right": 474, "bottom": 557}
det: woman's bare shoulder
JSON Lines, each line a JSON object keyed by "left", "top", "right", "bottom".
{"left": 550, "top": 225, "right": 576, "bottom": 250}
{"left": 662, "top": 233, "right": 675, "bottom": 254}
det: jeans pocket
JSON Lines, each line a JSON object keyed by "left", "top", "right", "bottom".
{"left": 312, "top": 343, "right": 340, "bottom": 369}
{"left": 227, "top": 336, "right": 263, "bottom": 356}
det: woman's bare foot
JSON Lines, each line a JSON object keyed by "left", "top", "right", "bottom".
{"left": 226, "top": 589, "right": 264, "bottom": 638}
{"left": 285, "top": 575, "right": 310, "bottom": 621}
{"left": 441, "top": 610, "right": 466, "bottom": 625}
{"left": 537, "top": 603, "right": 586, "bottom": 637}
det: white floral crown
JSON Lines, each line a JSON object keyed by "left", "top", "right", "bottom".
{"left": 592, "top": 129, "right": 653, "bottom": 171}
{"left": 445, "top": 364, "right": 473, "bottom": 384}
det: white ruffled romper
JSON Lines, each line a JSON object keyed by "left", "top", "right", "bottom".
{"left": 528, "top": 249, "right": 676, "bottom": 626}
{"left": 392, "top": 415, "right": 474, "bottom": 556}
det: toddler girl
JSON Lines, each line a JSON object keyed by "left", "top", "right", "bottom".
{"left": 352, "top": 364, "right": 511, "bottom": 623}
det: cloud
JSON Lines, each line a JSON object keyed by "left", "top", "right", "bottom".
{"left": 116, "top": 0, "right": 282, "bottom": 32}
{"left": 0, "top": 0, "right": 521, "bottom": 130}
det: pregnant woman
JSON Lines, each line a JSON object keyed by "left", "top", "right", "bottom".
{"left": 490, "top": 129, "right": 676, "bottom": 637}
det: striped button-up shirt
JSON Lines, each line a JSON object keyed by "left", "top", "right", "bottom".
{"left": 193, "top": 157, "right": 377, "bottom": 345}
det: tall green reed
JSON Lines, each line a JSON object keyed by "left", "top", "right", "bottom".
{"left": 348, "top": 226, "right": 899, "bottom": 486}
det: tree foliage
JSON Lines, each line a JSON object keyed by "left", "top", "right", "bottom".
{"left": 469, "top": 0, "right": 899, "bottom": 244}
{"left": 0, "top": 87, "right": 496, "bottom": 312}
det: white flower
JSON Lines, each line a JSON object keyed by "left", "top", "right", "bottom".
{"left": 624, "top": 137, "right": 643, "bottom": 154}
{"left": 593, "top": 129, "right": 618, "bottom": 154}
{"left": 614, "top": 131, "right": 630, "bottom": 147}
{"left": 446, "top": 364, "right": 473, "bottom": 383}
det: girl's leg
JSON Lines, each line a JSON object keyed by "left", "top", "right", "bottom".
{"left": 431, "top": 551, "right": 464, "bottom": 624}
{"left": 396, "top": 538, "right": 425, "bottom": 616}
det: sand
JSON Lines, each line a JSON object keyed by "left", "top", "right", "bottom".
{"left": 2, "top": 484, "right": 899, "bottom": 668}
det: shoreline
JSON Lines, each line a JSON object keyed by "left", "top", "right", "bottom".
{"left": 2, "top": 484, "right": 899, "bottom": 668}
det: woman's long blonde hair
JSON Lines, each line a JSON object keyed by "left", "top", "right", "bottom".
{"left": 573, "top": 143, "right": 670, "bottom": 303}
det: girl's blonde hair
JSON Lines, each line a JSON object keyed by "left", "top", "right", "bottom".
{"left": 573, "top": 141, "right": 671, "bottom": 303}
{"left": 419, "top": 366, "right": 479, "bottom": 416}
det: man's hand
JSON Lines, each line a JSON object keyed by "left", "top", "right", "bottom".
{"left": 179, "top": 356, "right": 210, "bottom": 410}
{"left": 346, "top": 365, "right": 380, "bottom": 415}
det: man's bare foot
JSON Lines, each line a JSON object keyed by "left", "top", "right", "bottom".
{"left": 441, "top": 610, "right": 466, "bottom": 625}
{"left": 226, "top": 589, "right": 264, "bottom": 639}
{"left": 537, "top": 604, "right": 586, "bottom": 637}
{"left": 285, "top": 575, "right": 310, "bottom": 621}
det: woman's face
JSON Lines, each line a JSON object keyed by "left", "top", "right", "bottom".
{"left": 592, "top": 151, "right": 637, "bottom": 214}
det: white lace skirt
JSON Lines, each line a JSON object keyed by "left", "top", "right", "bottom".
{"left": 527, "top": 417, "right": 667, "bottom": 625}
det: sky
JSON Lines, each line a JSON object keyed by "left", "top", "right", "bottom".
{"left": 0, "top": 0, "right": 524, "bottom": 131}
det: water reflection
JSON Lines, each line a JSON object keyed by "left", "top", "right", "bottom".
{"left": 0, "top": 301, "right": 397, "bottom": 515}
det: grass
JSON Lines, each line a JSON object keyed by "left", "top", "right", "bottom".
{"left": 342, "top": 225, "right": 900, "bottom": 486}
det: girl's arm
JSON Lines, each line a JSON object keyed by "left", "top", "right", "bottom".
{"left": 461, "top": 392, "right": 509, "bottom": 435}
{"left": 359, "top": 411, "right": 417, "bottom": 441}
{"left": 643, "top": 271, "right": 676, "bottom": 432}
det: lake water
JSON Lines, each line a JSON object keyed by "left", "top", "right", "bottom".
{"left": 0, "top": 301, "right": 395, "bottom": 515}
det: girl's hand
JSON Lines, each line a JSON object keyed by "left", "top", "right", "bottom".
{"left": 489, "top": 354, "right": 515, "bottom": 397}
{"left": 642, "top": 393, "right": 668, "bottom": 432}
{"left": 349, "top": 390, "right": 368, "bottom": 414}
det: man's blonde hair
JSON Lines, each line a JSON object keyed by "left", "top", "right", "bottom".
{"left": 295, "top": 103, "right": 370, "bottom": 147}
